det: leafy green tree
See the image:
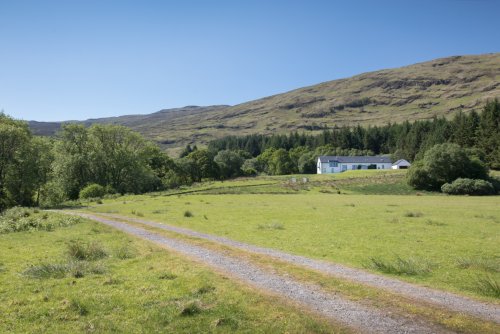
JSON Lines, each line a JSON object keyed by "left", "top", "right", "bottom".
{"left": 214, "top": 150, "right": 245, "bottom": 179}
{"left": 268, "top": 149, "right": 295, "bottom": 175}
{"left": 298, "top": 152, "right": 317, "bottom": 174}
{"left": 186, "top": 149, "right": 219, "bottom": 181}
{"left": 52, "top": 124, "right": 91, "bottom": 200}
{"left": 0, "top": 114, "right": 34, "bottom": 209}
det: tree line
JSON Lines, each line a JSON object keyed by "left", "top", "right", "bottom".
{"left": 208, "top": 100, "right": 500, "bottom": 169}
{"left": 1, "top": 100, "right": 498, "bottom": 210}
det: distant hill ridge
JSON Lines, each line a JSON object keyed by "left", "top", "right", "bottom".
{"left": 29, "top": 53, "right": 500, "bottom": 155}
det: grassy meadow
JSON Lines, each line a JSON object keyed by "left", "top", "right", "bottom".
{"left": 0, "top": 210, "right": 341, "bottom": 333}
{"left": 83, "top": 171, "right": 500, "bottom": 301}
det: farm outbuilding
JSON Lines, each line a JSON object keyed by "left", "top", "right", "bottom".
{"left": 391, "top": 159, "right": 411, "bottom": 169}
{"left": 317, "top": 156, "right": 392, "bottom": 174}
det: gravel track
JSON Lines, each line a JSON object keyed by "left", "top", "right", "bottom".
{"left": 69, "top": 212, "right": 449, "bottom": 334}
{"left": 90, "top": 212, "right": 499, "bottom": 324}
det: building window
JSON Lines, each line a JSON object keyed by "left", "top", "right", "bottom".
{"left": 329, "top": 162, "right": 338, "bottom": 167}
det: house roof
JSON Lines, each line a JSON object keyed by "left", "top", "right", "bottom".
{"left": 392, "top": 159, "right": 411, "bottom": 166}
{"left": 318, "top": 156, "right": 392, "bottom": 164}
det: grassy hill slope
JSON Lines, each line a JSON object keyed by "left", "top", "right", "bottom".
{"left": 30, "top": 53, "right": 500, "bottom": 155}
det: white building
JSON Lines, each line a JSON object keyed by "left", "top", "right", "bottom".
{"left": 392, "top": 159, "right": 411, "bottom": 169}
{"left": 317, "top": 156, "right": 392, "bottom": 174}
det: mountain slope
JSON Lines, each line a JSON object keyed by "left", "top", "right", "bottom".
{"left": 29, "top": 53, "right": 500, "bottom": 155}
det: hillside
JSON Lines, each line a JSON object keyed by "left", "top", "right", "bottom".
{"left": 29, "top": 53, "right": 500, "bottom": 155}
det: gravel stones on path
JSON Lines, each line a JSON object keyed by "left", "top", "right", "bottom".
{"left": 96, "top": 212, "right": 500, "bottom": 324}
{"left": 69, "top": 212, "right": 449, "bottom": 334}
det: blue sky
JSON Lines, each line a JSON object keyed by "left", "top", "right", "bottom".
{"left": 1, "top": 0, "right": 499, "bottom": 121}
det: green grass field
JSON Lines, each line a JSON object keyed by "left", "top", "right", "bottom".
{"left": 83, "top": 171, "right": 500, "bottom": 302}
{"left": 0, "top": 211, "right": 341, "bottom": 333}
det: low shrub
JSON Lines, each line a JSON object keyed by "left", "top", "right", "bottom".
{"left": 441, "top": 178, "right": 495, "bottom": 195}
{"left": 183, "top": 210, "right": 193, "bottom": 218}
{"left": 79, "top": 184, "right": 106, "bottom": 200}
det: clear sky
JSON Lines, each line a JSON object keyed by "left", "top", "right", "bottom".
{"left": 1, "top": 0, "right": 499, "bottom": 122}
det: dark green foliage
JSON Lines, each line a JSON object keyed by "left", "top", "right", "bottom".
{"left": 214, "top": 150, "right": 246, "bottom": 179}
{"left": 79, "top": 184, "right": 106, "bottom": 199}
{"left": 183, "top": 210, "right": 193, "bottom": 218}
{"left": 407, "top": 143, "right": 489, "bottom": 191}
{"left": 441, "top": 178, "right": 495, "bottom": 195}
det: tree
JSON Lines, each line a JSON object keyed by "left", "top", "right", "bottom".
{"left": 268, "top": 149, "right": 295, "bottom": 175}
{"left": 475, "top": 100, "right": 500, "bottom": 169}
{"left": 407, "top": 143, "right": 489, "bottom": 191}
{"left": 0, "top": 114, "right": 34, "bottom": 210}
{"left": 214, "top": 150, "right": 245, "bottom": 179}
{"left": 186, "top": 149, "right": 219, "bottom": 181}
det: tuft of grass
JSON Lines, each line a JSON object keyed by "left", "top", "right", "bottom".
{"left": 214, "top": 316, "right": 239, "bottom": 329}
{"left": 388, "top": 217, "right": 400, "bottom": 224}
{"left": 115, "top": 245, "right": 137, "bottom": 259}
{"left": 158, "top": 272, "right": 177, "bottom": 280}
{"left": 70, "top": 299, "right": 89, "bottom": 316}
{"left": 183, "top": 210, "right": 193, "bottom": 218}
{"left": 180, "top": 301, "right": 202, "bottom": 316}
{"left": 67, "top": 241, "right": 108, "bottom": 261}
{"left": 22, "top": 263, "right": 68, "bottom": 279}
{"left": 403, "top": 211, "right": 423, "bottom": 218}
{"left": 475, "top": 275, "right": 500, "bottom": 298}
{"left": 131, "top": 210, "right": 144, "bottom": 217}
{"left": 425, "top": 219, "right": 446, "bottom": 226}
{"left": 103, "top": 277, "right": 121, "bottom": 285}
{"left": 369, "top": 256, "right": 432, "bottom": 276}
{"left": 22, "top": 261, "right": 106, "bottom": 279}
{"left": 257, "top": 222, "right": 285, "bottom": 230}
{"left": 456, "top": 257, "right": 499, "bottom": 273}
{"left": 196, "top": 285, "right": 216, "bottom": 295}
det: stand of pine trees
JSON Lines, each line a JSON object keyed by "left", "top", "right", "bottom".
{"left": 208, "top": 100, "right": 500, "bottom": 169}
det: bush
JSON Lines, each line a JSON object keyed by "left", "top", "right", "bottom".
{"left": 79, "top": 184, "right": 106, "bottom": 200}
{"left": 407, "top": 143, "right": 489, "bottom": 191}
{"left": 441, "top": 178, "right": 495, "bottom": 195}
